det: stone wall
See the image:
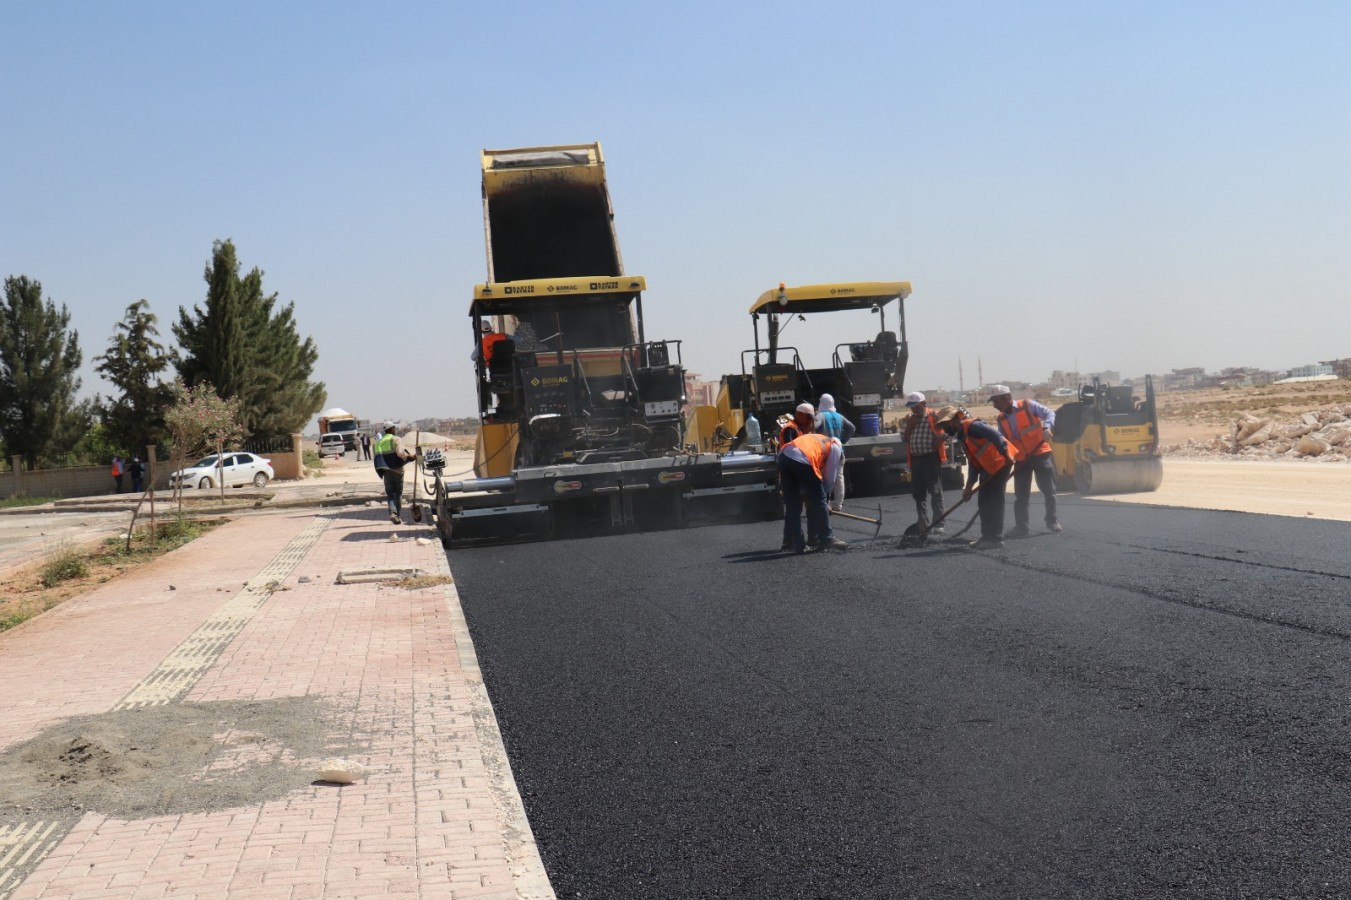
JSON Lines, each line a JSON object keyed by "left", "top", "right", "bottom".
{"left": 2, "top": 435, "right": 305, "bottom": 499}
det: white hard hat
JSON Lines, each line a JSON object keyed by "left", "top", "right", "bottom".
{"left": 795, "top": 402, "right": 814, "bottom": 416}
{"left": 989, "top": 384, "right": 1012, "bottom": 400}
{"left": 904, "top": 391, "right": 926, "bottom": 407}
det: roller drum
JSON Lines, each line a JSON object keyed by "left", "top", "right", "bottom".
{"left": 1075, "top": 457, "right": 1164, "bottom": 495}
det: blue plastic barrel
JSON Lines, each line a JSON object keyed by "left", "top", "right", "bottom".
{"left": 860, "top": 413, "right": 880, "bottom": 436}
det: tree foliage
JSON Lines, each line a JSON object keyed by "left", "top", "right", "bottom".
{"left": 0, "top": 275, "right": 90, "bottom": 468}
{"left": 95, "top": 299, "right": 175, "bottom": 456}
{"left": 173, "top": 240, "right": 326, "bottom": 438}
{"left": 162, "top": 379, "right": 244, "bottom": 505}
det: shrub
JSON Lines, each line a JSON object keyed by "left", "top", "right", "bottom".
{"left": 40, "top": 543, "right": 89, "bottom": 587}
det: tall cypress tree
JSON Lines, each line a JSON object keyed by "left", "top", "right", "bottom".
{"left": 95, "top": 299, "right": 175, "bottom": 455}
{"left": 0, "top": 275, "right": 87, "bottom": 468}
{"left": 174, "top": 240, "right": 326, "bottom": 438}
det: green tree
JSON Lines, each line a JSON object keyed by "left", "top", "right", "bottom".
{"left": 173, "top": 239, "right": 326, "bottom": 438}
{"left": 95, "top": 299, "right": 175, "bottom": 456}
{"left": 0, "top": 275, "right": 89, "bottom": 469}
{"left": 162, "top": 379, "right": 244, "bottom": 506}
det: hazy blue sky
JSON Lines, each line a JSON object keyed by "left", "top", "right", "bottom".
{"left": 3, "top": 1, "right": 1348, "bottom": 426}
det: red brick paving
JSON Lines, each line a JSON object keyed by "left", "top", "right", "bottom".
{"left": 0, "top": 507, "right": 553, "bottom": 899}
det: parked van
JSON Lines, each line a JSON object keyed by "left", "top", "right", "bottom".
{"left": 318, "top": 433, "right": 346, "bottom": 458}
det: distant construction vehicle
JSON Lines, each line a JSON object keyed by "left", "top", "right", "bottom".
{"left": 684, "top": 281, "right": 965, "bottom": 493}
{"left": 317, "top": 408, "right": 360, "bottom": 453}
{"left": 431, "top": 143, "right": 778, "bottom": 546}
{"left": 1051, "top": 376, "right": 1164, "bottom": 494}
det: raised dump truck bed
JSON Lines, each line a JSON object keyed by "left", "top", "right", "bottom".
{"left": 433, "top": 143, "right": 779, "bottom": 547}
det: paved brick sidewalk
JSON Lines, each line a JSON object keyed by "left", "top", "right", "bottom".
{"left": 0, "top": 507, "right": 554, "bottom": 899}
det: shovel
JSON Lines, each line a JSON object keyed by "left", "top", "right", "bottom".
{"left": 411, "top": 432, "right": 423, "bottom": 523}
{"left": 828, "top": 504, "right": 883, "bottom": 539}
{"left": 898, "top": 493, "right": 971, "bottom": 548}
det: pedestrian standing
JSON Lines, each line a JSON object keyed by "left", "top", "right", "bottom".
{"left": 901, "top": 392, "right": 948, "bottom": 534}
{"left": 814, "top": 394, "right": 855, "bottom": 511}
{"left": 111, "top": 457, "right": 124, "bottom": 493}
{"left": 372, "top": 422, "right": 417, "bottom": 524}
{"left": 936, "top": 406, "right": 1018, "bottom": 550}
{"left": 990, "top": 386, "right": 1062, "bottom": 536}
{"left": 778, "top": 432, "right": 846, "bottom": 553}
{"left": 129, "top": 457, "right": 146, "bottom": 493}
{"left": 361, "top": 432, "right": 372, "bottom": 461}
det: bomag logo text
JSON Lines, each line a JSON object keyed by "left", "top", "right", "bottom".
{"left": 504, "top": 285, "right": 535, "bottom": 295}
{"left": 589, "top": 280, "right": 619, "bottom": 290}
{"left": 548, "top": 284, "right": 578, "bottom": 293}
{"left": 829, "top": 287, "right": 856, "bottom": 295}
{"left": 764, "top": 373, "right": 790, "bottom": 383}
{"left": 537, "top": 375, "right": 569, "bottom": 386}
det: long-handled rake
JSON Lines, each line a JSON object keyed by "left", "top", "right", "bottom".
{"left": 828, "top": 503, "right": 883, "bottom": 539}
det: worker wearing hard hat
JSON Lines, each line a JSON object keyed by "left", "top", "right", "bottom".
{"left": 901, "top": 391, "right": 947, "bottom": 534}
{"left": 935, "top": 406, "right": 1018, "bottom": 550}
{"left": 777, "top": 402, "right": 816, "bottom": 449}
{"left": 778, "top": 431, "right": 846, "bottom": 553}
{"left": 372, "top": 421, "right": 418, "bottom": 525}
{"left": 989, "top": 385, "right": 1062, "bottom": 536}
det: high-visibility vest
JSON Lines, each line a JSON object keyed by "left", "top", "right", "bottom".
{"left": 785, "top": 433, "right": 833, "bottom": 481}
{"left": 372, "top": 433, "right": 406, "bottom": 472}
{"left": 998, "top": 400, "right": 1051, "bottom": 458}
{"left": 111, "top": 460, "right": 122, "bottom": 476}
{"left": 904, "top": 411, "right": 949, "bottom": 465}
{"left": 778, "top": 420, "right": 806, "bottom": 448}
{"left": 481, "top": 332, "right": 507, "bottom": 363}
{"left": 960, "top": 420, "right": 1018, "bottom": 476}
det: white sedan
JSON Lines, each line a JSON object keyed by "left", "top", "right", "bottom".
{"left": 169, "top": 452, "right": 275, "bottom": 490}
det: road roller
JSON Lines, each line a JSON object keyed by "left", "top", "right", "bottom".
{"left": 1051, "top": 375, "right": 1164, "bottom": 494}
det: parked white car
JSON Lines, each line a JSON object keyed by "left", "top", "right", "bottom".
{"left": 169, "top": 452, "right": 275, "bottom": 490}
{"left": 318, "top": 433, "right": 346, "bottom": 458}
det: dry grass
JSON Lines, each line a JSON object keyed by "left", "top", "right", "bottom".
{"left": 0, "top": 517, "right": 225, "bottom": 632}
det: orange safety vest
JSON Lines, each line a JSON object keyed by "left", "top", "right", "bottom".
{"left": 778, "top": 419, "right": 807, "bottom": 448}
{"left": 904, "top": 410, "right": 949, "bottom": 465}
{"left": 786, "top": 433, "right": 833, "bottom": 480}
{"left": 959, "top": 420, "right": 1018, "bottom": 476}
{"left": 111, "top": 460, "right": 122, "bottom": 476}
{"left": 480, "top": 332, "right": 507, "bottom": 362}
{"left": 998, "top": 400, "right": 1051, "bottom": 458}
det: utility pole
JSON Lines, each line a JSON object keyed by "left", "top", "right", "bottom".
{"left": 978, "top": 357, "right": 984, "bottom": 391}
{"left": 958, "top": 358, "right": 965, "bottom": 395}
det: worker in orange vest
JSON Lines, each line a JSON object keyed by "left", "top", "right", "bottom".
{"left": 990, "top": 385, "right": 1062, "bottom": 536}
{"left": 777, "top": 432, "right": 846, "bottom": 554}
{"left": 936, "top": 406, "right": 1017, "bottom": 550}
{"left": 776, "top": 402, "right": 815, "bottom": 449}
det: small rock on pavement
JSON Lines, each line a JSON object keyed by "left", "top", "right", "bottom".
{"left": 298, "top": 575, "right": 312, "bottom": 583}
{"left": 416, "top": 538, "right": 431, "bottom": 546}
{"left": 317, "top": 758, "right": 368, "bottom": 785}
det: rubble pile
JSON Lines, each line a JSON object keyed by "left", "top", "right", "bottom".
{"left": 1163, "top": 406, "right": 1351, "bottom": 462}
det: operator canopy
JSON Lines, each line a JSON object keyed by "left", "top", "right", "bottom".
{"left": 749, "top": 281, "right": 912, "bottom": 315}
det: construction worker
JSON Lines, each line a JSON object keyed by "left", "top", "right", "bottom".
{"left": 901, "top": 391, "right": 947, "bottom": 534}
{"left": 373, "top": 421, "right": 417, "bottom": 525}
{"left": 990, "top": 385, "right": 1062, "bottom": 536}
{"left": 777, "top": 402, "right": 815, "bottom": 449}
{"left": 778, "top": 431, "right": 846, "bottom": 553}
{"left": 814, "top": 394, "right": 855, "bottom": 511}
{"left": 935, "top": 406, "right": 1018, "bottom": 550}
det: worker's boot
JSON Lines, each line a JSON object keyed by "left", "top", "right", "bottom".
{"left": 1006, "top": 524, "right": 1030, "bottom": 538}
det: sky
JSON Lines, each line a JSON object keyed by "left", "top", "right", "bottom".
{"left": 3, "top": 1, "right": 1348, "bottom": 428}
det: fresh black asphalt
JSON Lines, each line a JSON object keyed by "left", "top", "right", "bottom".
{"left": 449, "top": 491, "right": 1351, "bottom": 899}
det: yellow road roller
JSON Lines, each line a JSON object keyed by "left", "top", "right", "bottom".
{"left": 1051, "top": 376, "right": 1164, "bottom": 494}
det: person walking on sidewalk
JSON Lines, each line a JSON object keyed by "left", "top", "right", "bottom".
{"left": 990, "top": 385, "right": 1062, "bottom": 536}
{"left": 814, "top": 393, "right": 855, "bottom": 511}
{"left": 901, "top": 391, "right": 948, "bottom": 535}
{"left": 936, "top": 406, "right": 1018, "bottom": 550}
{"left": 128, "top": 457, "right": 146, "bottom": 493}
{"left": 111, "top": 457, "right": 124, "bottom": 493}
{"left": 373, "top": 422, "right": 417, "bottom": 524}
{"left": 778, "top": 432, "right": 846, "bottom": 553}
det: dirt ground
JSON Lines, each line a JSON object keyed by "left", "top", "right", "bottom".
{"left": 1155, "top": 380, "right": 1351, "bottom": 444}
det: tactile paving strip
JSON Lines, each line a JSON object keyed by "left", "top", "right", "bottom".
{"left": 0, "top": 821, "right": 68, "bottom": 899}
{"left": 115, "top": 514, "right": 333, "bottom": 710}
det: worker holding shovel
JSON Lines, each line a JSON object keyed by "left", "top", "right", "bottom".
{"left": 935, "top": 406, "right": 1018, "bottom": 551}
